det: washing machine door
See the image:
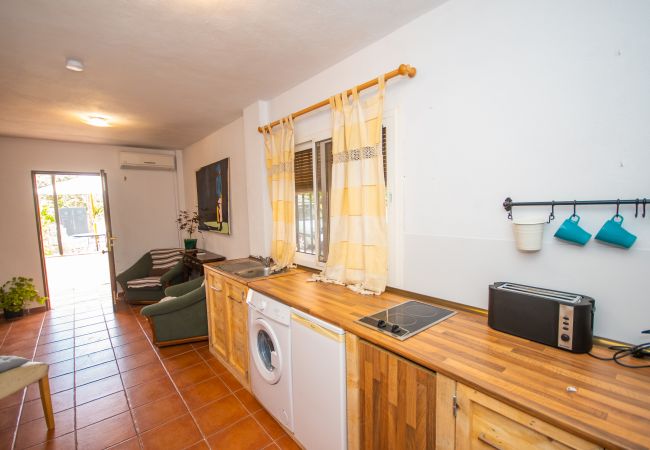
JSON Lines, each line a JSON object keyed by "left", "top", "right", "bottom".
{"left": 251, "top": 318, "right": 283, "bottom": 385}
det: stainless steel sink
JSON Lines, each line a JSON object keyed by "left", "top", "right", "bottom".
{"left": 234, "top": 267, "right": 273, "bottom": 278}
{"left": 217, "top": 257, "right": 286, "bottom": 279}
{"left": 217, "top": 260, "right": 264, "bottom": 274}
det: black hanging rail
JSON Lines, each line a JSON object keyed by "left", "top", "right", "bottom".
{"left": 503, "top": 197, "right": 648, "bottom": 220}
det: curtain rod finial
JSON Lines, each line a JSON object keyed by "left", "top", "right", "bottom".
{"left": 399, "top": 64, "right": 417, "bottom": 78}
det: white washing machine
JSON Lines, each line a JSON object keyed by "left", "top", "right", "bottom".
{"left": 247, "top": 289, "right": 293, "bottom": 431}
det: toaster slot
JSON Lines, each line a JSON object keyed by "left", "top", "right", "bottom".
{"left": 497, "top": 283, "right": 582, "bottom": 304}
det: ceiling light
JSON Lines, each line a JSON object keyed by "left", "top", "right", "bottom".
{"left": 81, "top": 114, "right": 112, "bottom": 127}
{"left": 65, "top": 58, "right": 84, "bottom": 72}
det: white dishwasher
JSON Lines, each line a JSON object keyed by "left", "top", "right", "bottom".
{"left": 290, "top": 308, "right": 347, "bottom": 450}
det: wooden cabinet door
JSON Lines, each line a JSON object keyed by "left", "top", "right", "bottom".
{"left": 358, "top": 340, "right": 436, "bottom": 450}
{"left": 205, "top": 270, "right": 228, "bottom": 360}
{"left": 226, "top": 281, "right": 249, "bottom": 383}
{"left": 455, "top": 383, "right": 602, "bottom": 450}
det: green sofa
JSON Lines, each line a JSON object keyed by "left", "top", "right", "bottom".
{"left": 140, "top": 277, "right": 208, "bottom": 347}
{"left": 116, "top": 251, "right": 185, "bottom": 304}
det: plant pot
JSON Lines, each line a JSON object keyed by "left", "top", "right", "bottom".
{"left": 512, "top": 218, "right": 546, "bottom": 252}
{"left": 3, "top": 309, "right": 24, "bottom": 320}
{"left": 184, "top": 239, "right": 198, "bottom": 250}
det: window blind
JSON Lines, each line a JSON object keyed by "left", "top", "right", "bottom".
{"left": 294, "top": 149, "right": 314, "bottom": 192}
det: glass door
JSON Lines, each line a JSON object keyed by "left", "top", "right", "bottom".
{"left": 251, "top": 319, "right": 282, "bottom": 384}
{"left": 32, "top": 171, "right": 112, "bottom": 310}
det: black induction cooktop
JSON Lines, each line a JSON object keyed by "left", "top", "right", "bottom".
{"left": 357, "top": 300, "right": 457, "bottom": 340}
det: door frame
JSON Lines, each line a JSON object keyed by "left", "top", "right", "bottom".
{"left": 99, "top": 169, "right": 119, "bottom": 313}
{"left": 31, "top": 170, "right": 103, "bottom": 310}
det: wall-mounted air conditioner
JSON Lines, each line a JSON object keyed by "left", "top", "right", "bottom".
{"left": 120, "top": 152, "right": 176, "bottom": 171}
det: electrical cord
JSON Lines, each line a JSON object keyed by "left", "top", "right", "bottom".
{"left": 588, "top": 330, "right": 650, "bottom": 369}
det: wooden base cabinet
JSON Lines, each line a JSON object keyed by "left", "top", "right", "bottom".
{"left": 437, "top": 375, "right": 602, "bottom": 450}
{"left": 206, "top": 270, "right": 228, "bottom": 359}
{"left": 355, "top": 339, "right": 437, "bottom": 450}
{"left": 224, "top": 280, "right": 248, "bottom": 381}
{"left": 205, "top": 268, "right": 249, "bottom": 388}
{"left": 348, "top": 339, "right": 602, "bottom": 450}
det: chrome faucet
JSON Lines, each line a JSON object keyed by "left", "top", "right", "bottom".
{"left": 250, "top": 255, "right": 272, "bottom": 268}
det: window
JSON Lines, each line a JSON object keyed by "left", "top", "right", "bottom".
{"left": 294, "top": 139, "right": 330, "bottom": 260}
{"left": 294, "top": 127, "right": 387, "bottom": 267}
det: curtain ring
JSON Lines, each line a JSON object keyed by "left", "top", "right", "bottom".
{"left": 548, "top": 201, "right": 555, "bottom": 223}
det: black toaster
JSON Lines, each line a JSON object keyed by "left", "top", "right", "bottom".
{"left": 488, "top": 282, "right": 595, "bottom": 353}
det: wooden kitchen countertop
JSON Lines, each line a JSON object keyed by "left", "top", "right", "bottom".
{"left": 249, "top": 272, "right": 650, "bottom": 450}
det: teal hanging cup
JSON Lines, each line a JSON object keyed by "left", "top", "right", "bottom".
{"left": 554, "top": 214, "right": 591, "bottom": 246}
{"left": 595, "top": 214, "right": 637, "bottom": 249}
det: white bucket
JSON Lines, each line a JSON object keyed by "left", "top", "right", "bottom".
{"left": 512, "top": 218, "right": 546, "bottom": 252}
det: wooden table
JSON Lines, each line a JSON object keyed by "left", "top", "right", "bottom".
{"left": 182, "top": 249, "right": 225, "bottom": 280}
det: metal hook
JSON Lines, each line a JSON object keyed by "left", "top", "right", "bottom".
{"left": 635, "top": 199, "right": 640, "bottom": 218}
{"left": 503, "top": 197, "right": 513, "bottom": 220}
{"left": 616, "top": 199, "right": 620, "bottom": 216}
{"left": 548, "top": 201, "right": 555, "bottom": 223}
{"left": 643, "top": 198, "right": 647, "bottom": 218}
{"left": 572, "top": 200, "right": 577, "bottom": 217}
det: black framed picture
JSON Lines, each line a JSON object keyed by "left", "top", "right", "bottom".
{"left": 196, "top": 157, "right": 230, "bottom": 235}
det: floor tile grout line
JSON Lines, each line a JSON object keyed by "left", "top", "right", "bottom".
{"left": 193, "top": 336, "right": 296, "bottom": 448}
{"left": 102, "top": 304, "right": 143, "bottom": 449}
{"left": 199, "top": 409, "right": 278, "bottom": 450}
{"left": 128, "top": 304, "right": 217, "bottom": 449}
{"left": 67, "top": 300, "right": 113, "bottom": 447}
{"left": 0, "top": 322, "right": 12, "bottom": 349}
{"left": 234, "top": 392, "right": 277, "bottom": 447}
{"left": 10, "top": 308, "right": 47, "bottom": 450}
{"left": 189, "top": 329, "right": 282, "bottom": 449}
{"left": 72, "top": 303, "right": 78, "bottom": 449}
{"left": 189, "top": 332, "right": 286, "bottom": 448}
{"left": 9, "top": 306, "right": 115, "bottom": 445}
{"left": 201, "top": 414, "right": 252, "bottom": 446}
{"left": 7, "top": 300, "right": 295, "bottom": 449}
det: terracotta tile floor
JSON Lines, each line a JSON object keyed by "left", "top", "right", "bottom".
{"left": 0, "top": 297, "right": 300, "bottom": 449}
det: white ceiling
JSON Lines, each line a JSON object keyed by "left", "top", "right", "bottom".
{"left": 0, "top": 0, "right": 446, "bottom": 149}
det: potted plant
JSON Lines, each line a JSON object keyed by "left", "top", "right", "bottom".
{"left": 176, "top": 210, "right": 200, "bottom": 250}
{"left": 0, "top": 277, "right": 47, "bottom": 319}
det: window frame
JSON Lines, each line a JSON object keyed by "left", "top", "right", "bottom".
{"left": 294, "top": 139, "right": 317, "bottom": 258}
{"left": 293, "top": 129, "right": 330, "bottom": 269}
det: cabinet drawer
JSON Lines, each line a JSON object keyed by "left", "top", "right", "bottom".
{"left": 455, "top": 384, "right": 602, "bottom": 450}
{"left": 226, "top": 281, "right": 246, "bottom": 304}
{"left": 206, "top": 271, "right": 224, "bottom": 293}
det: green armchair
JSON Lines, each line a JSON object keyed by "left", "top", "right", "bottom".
{"left": 140, "top": 277, "right": 208, "bottom": 347}
{"left": 116, "top": 249, "right": 185, "bottom": 304}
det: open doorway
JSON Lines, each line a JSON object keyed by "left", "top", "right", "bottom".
{"left": 32, "top": 172, "right": 116, "bottom": 311}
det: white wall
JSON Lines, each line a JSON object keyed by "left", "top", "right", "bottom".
{"left": 182, "top": 117, "right": 250, "bottom": 259}
{"left": 243, "top": 0, "right": 650, "bottom": 344}
{"left": 0, "top": 136, "right": 180, "bottom": 298}
{"left": 243, "top": 101, "right": 272, "bottom": 257}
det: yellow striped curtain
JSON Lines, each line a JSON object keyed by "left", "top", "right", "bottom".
{"left": 263, "top": 117, "right": 296, "bottom": 269}
{"left": 321, "top": 76, "right": 388, "bottom": 294}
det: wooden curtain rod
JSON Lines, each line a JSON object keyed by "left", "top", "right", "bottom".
{"left": 257, "top": 63, "right": 417, "bottom": 133}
